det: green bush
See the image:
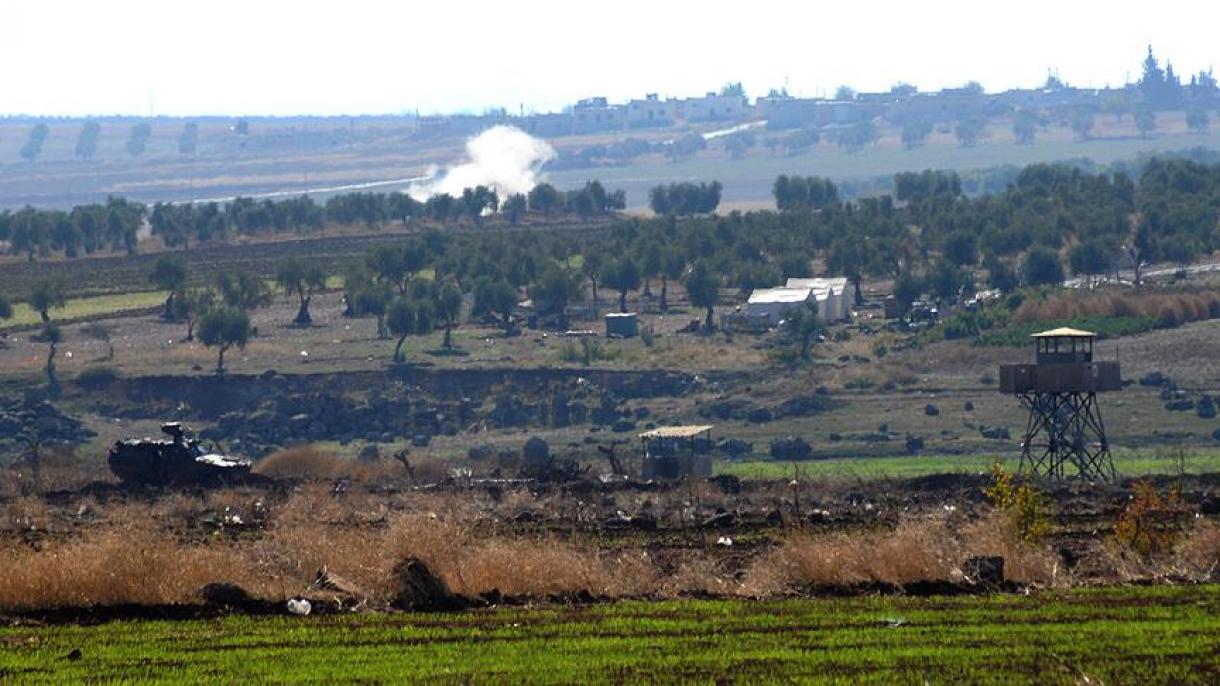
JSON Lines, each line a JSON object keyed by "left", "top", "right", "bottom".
{"left": 975, "top": 315, "right": 1158, "bottom": 347}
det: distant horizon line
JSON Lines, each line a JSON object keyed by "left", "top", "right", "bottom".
{"left": 0, "top": 74, "right": 1173, "bottom": 122}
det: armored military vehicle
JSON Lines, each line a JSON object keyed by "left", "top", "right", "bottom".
{"left": 108, "top": 423, "right": 257, "bottom": 486}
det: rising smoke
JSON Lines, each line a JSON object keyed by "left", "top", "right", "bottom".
{"left": 408, "top": 125, "right": 555, "bottom": 201}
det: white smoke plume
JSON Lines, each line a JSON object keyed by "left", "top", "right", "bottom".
{"left": 408, "top": 125, "right": 555, "bottom": 201}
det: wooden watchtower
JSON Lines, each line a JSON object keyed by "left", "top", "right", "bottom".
{"left": 999, "top": 328, "right": 1121, "bottom": 480}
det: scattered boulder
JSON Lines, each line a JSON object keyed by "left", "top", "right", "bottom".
{"left": 390, "top": 558, "right": 465, "bottom": 611}
{"left": 770, "top": 436, "right": 813, "bottom": 461}
{"left": 0, "top": 395, "right": 95, "bottom": 458}
{"left": 1139, "top": 371, "right": 1169, "bottom": 387}
{"left": 747, "top": 407, "right": 773, "bottom": 423}
{"left": 962, "top": 556, "right": 1005, "bottom": 585}
{"left": 467, "top": 445, "right": 495, "bottom": 462}
{"left": 1197, "top": 395, "right": 1216, "bottom": 420}
{"left": 611, "top": 419, "right": 636, "bottom": 433}
{"left": 707, "top": 474, "right": 742, "bottom": 495}
{"left": 313, "top": 567, "right": 368, "bottom": 602}
{"left": 522, "top": 436, "right": 550, "bottom": 466}
{"left": 773, "top": 394, "right": 843, "bottom": 418}
{"left": 979, "top": 426, "right": 1011, "bottom": 440}
{"left": 1165, "top": 398, "right": 1195, "bottom": 412}
{"left": 717, "top": 438, "right": 753, "bottom": 458}
{"left": 286, "top": 598, "right": 312, "bottom": 616}
{"left": 198, "top": 582, "right": 274, "bottom": 612}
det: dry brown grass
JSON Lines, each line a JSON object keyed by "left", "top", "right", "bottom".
{"left": 253, "top": 446, "right": 364, "bottom": 480}
{"left": 1173, "top": 518, "right": 1220, "bottom": 580}
{"left": 0, "top": 447, "right": 111, "bottom": 500}
{"left": 741, "top": 513, "right": 1063, "bottom": 595}
{"left": 0, "top": 523, "right": 266, "bottom": 610}
{"left": 253, "top": 445, "right": 450, "bottom": 485}
{"left": 1, "top": 484, "right": 1210, "bottom": 612}
{"left": 1014, "top": 289, "right": 1220, "bottom": 327}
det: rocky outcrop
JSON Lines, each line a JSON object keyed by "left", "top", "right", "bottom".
{"left": 0, "top": 393, "right": 95, "bottom": 460}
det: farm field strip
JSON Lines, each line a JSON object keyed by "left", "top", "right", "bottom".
{"left": 4, "top": 291, "right": 168, "bottom": 328}
{"left": 1, "top": 586, "right": 1217, "bottom": 683}
{"left": 719, "top": 450, "right": 1220, "bottom": 481}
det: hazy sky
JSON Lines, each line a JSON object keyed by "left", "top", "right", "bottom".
{"left": 4, "top": 0, "right": 1217, "bottom": 117}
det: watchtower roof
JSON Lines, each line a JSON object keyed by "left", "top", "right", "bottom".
{"left": 639, "top": 425, "right": 714, "bottom": 440}
{"left": 1031, "top": 327, "right": 1096, "bottom": 338}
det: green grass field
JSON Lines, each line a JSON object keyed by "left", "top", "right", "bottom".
{"left": 2, "top": 586, "right": 1217, "bottom": 683}
{"left": 7, "top": 291, "right": 167, "bottom": 327}
{"left": 717, "top": 449, "right": 1220, "bottom": 481}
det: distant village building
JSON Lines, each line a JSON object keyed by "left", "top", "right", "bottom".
{"left": 572, "top": 97, "right": 627, "bottom": 134}
{"left": 628, "top": 94, "right": 678, "bottom": 128}
{"left": 677, "top": 93, "right": 749, "bottom": 122}
{"left": 755, "top": 97, "right": 878, "bottom": 129}
{"left": 523, "top": 112, "right": 575, "bottom": 138}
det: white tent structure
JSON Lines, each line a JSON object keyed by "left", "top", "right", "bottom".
{"left": 744, "top": 287, "right": 812, "bottom": 326}
{"left": 785, "top": 277, "right": 856, "bottom": 321}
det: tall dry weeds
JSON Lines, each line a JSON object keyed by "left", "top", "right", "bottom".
{"left": 0, "top": 522, "right": 269, "bottom": 610}
{"left": 1013, "top": 290, "right": 1220, "bottom": 327}
{"left": 741, "top": 513, "right": 1063, "bottom": 595}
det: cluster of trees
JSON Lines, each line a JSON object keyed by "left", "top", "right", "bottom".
{"left": 11, "top": 155, "right": 1220, "bottom": 374}
{"left": 20, "top": 124, "right": 49, "bottom": 162}
{"left": 126, "top": 122, "right": 152, "bottom": 157}
{"left": 2, "top": 181, "right": 629, "bottom": 262}
{"left": 289, "top": 158, "right": 1220, "bottom": 351}
{"left": 800, "top": 160, "right": 1220, "bottom": 313}
{"left": 648, "top": 182, "right": 722, "bottom": 215}
{"left": 773, "top": 175, "right": 839, "bottom": 210}
{"left": 17, "top": 120, "right": 240, "bottom": 163}
{"left": 1139, "top": 46, "right": 1217, "bottom": 109}
{"left": 0, "top": 196, "right": 146, "bottom": 260}
{"left": 74, "top": 122, "right": 101, "bottom": 160}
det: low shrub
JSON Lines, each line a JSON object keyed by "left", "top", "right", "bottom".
{"left": 984, "top": 462, "right": 1050, "bottom": 543}
{"left": 75, "top": 366, "right": 119, "bottom": 389}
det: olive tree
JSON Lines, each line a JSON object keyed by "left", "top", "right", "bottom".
{"left": 683, "top": 261, "right": 720, "bottom": 331}
{"left": 387, "top": 297, "right": 434, "bottom": 363}
{"left": 782, "top": 301, "right": 823, "bottom": 361}
{"left": 197, "top": 307, "right": 251, "bottom": 375}
{"left": 276, "top": 257, "right": 327, "bottom": 325}
{"left": 42, "top": 322, "right": 62, "bottom": 389}
{"left": 149, "top": 254, "right": 188, "bottom": 321}
{"left": 29, "top": 281, "right": 66, "bottom": 323}
{"left": 435, "top": 278, "right": 464, "bottom": 349}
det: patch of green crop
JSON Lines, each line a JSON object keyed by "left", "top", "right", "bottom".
{"left": 7, "top": 291, "right": 168, "bottom": 327}
{"left": 975, "top": 315, "right": 1161, "bottom": 347}
{"left": 718, "top": 449, "right": 1220, "bottom": 482}
{"left": 1, "top": 586, "right": 1217, "bottom": 684}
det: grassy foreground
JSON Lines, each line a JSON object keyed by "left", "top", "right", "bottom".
{"left": 2, "top": 586, "right": 1217, "bottom": 683}
{"left": 719, "top": 449, "right": 1220, "bottom": 481}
